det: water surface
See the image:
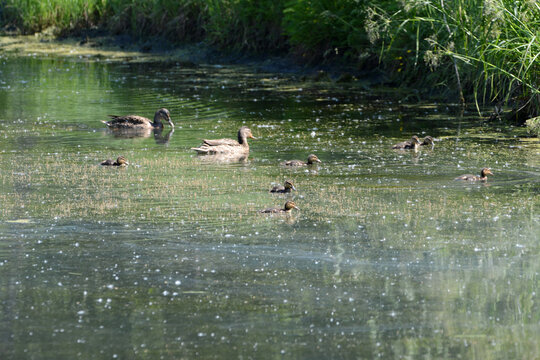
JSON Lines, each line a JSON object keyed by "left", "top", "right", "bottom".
{"left": 0, "top": 54, "right": 538, "bottom": 359}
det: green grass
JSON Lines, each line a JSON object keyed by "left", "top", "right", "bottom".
{"left": 0, "top": 0, "right": 539, "bottom": 121}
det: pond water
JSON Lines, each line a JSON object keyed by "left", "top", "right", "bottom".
{"left": 0, "top": 54, "right": 538, "bottom": 359}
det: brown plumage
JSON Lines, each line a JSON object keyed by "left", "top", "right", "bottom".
{"left": 191, "top": 127, "right": 256, "bottom": 155}
{"left": 270, "top": 180, "right": 296, "bottom": 193}
{"left": 260, "top": 201, "right": 300, "bottom": 213}
{"left": 102, "top": 108, "right": 174, "bottom": 129}
{"left": 455, "top": 168, "right": 493, "bottom": 181}
{"left": 283, "top": 154, "right": 321, "bottom": 166}
{"left": 100, "top": 156, "right": 129, "bottom": 167}
{"left": 392, "top": 135, "right": 421, "bottom": 150}
{"left": 421, "top": 136, "right": 435, "bottom": 147}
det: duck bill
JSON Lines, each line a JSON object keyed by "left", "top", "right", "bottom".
{"left": 291, "top": 185, "right": 297, "bottom": 191}
{"left": 167, "top": 117, "right": 175, "bottom": 128}
{"left": 293, "top": 205, "right": 300, "bottom": 210}
{"left": 249, "top": 134, "right": 257, "bottom": 140}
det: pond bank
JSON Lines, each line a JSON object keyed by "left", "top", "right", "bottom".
{"left": 0, "top": 32, "right": 537, "bottom": 136}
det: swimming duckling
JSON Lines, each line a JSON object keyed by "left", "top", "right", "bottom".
{"left": 100, "top": 156, "right": 129, "bottom": 167}
{"left": 420, "top": 136, "right": 435, "bottom": 147}
{"left": 392, "top": 136, "right": 421, "bottom": 150}
{"left": 191, "top": 127, "right": 256, "bottom": 155}
{"left": 455, "top": 168, "right": 493, "bottom": 181}
{"left": 270, "top": 180, "right": 296, "bottom": 193}
{"left": 283, "top": 154, "right": 321, "bottom": 166}
{"left": 260, "top": 201, "right": 300, "bottom": 214}
{"left": 102, "top": 108, "right": 174, "bottom": 129}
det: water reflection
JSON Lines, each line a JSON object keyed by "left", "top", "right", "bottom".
{"left": 0, "top": 55, "right": 538, "bottom": 359}
{"left": 105, "top": 127, "right": 174, "bottom": 144}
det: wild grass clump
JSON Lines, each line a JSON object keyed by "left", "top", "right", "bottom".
{"left": 1, "top": 0, "right": 539, "bottom": 117}
{"left": 367, "top": 0, "right": 540, "bottom": 118}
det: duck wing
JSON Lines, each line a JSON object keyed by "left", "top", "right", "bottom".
{"left": 192, "top": 144, "right": 245, "bottom": 155}
{"left": 104, "top": 115, "right": 152, "bottom": 127}
{"left": 283, "top": 160, "right": 305, "bottom": 166}
{"left": 455, "top": 174, "right": 476, "bottom": 181}
{"left": 202, "top": 138, "right": 239, "bottom": 146}
{"left": 392, "top": 140, "right": 412, "bottom": 149}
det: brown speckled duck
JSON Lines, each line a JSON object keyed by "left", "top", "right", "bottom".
{"left": 260, "top": 201, "right": 300, "bottom": 214}
{"left": 455, "top": 168, "right": 493, "bottom": 181}
{"left": 270, "top": 180, "right": 296, "bottom": 193}
{"left": 421, "top": 136, "right": 435, "bottom": 147}
{"left": 283, "top": 154, "right": 321, "bottom": 166}
{"left": 392, "top": 136, "right": 421, "bottom": 150}
{"left": 100, "top": 156, "right": 129, "bottom": 167}
{"left": 102, "top": 108, "right": 174, "bottom": 129}
{"left": 191, "top": 126, "right": 256, "bottom": 155}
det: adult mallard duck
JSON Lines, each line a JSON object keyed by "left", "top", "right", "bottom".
{"left": 102, "top": 108, "right": 174, "bottom": 129}
{"left": 100, "top": 156, "right": 129, "bottom": 167}
{"left": 191, "top": 126, "right": 256, "bottom": 155}
{"left": 392, "top": 135, "right": 421, "bottom": 150}
{"left": 455, "top": 168, "right": 493, "bottom": 181}
{"left": 270, "top": 180, "right": 296, "bottom": 193}
{"left": 283, "top": 154, "right": 321, "bottom": 166}
{"left": 260, "top": 201, "right": 300, "bottom": 213}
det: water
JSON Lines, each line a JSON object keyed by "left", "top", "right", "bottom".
{"left": 0, "top": 54, "right": 538, "bottom": 359}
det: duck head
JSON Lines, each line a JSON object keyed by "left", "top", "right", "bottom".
{"left": 115, "top": 156, "right": 129, "bottom": 166}
{"left": 284, "top": 180, "right": 296, "bottom": 191}
{"left": 237, "top": 126, "right": 256, "bottom": 144}
{"left": 307, "top": 154, "right": 321, "bottom": 164}
{"left": 480, "top": 168, "right": 493, "bottom": 177}
{"left": 154, "top": 108, "right": 174, "bottom": 128}
{"left": 284, "top": 201, "right": 300, "bottom": 211}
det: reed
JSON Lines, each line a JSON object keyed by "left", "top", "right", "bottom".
{"left": 1, "top": 0, "right": 539, "bottom": 118}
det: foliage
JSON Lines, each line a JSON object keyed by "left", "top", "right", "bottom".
{"left": 525, "top": 116, "right": 540, "bottom": 136}
{"left": 0, "top": 0, "right": 539, "bottom": 117}
{"left": 368, "top": 0, "right": 540, "bottom": 115}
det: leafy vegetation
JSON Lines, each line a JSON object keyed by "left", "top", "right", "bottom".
{"left": 0, "top": 0, "right": 539, "bottom": 121}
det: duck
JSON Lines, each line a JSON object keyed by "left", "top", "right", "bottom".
{"left": 191, "top": 126, "right": 256, "bottom": 155}
{"left": 455, "top": 168, "right": 493, "bottom": 181}
{"left": 260, "top": 201, "right": 300, "bottom": 214}
{"left": 420, "top": 136, "right": 435, "bottom": 147}
{"left": 270, "top": 180, "right": 296, "bottom": 193}
{"left": 392, "top": 136, "right": 421, "bottom": 150}
{"left": 282, "top": 154, "right": 321, "bottom": 166}
{"left": 102, "top": 108, "right": 174, "bottom": 129}
{"left": 100, "top": 156, "right": 129, "bottom": 167}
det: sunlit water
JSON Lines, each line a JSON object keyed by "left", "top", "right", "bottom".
{"left": 0, "top": 55, "right": 538, "bottom": 359}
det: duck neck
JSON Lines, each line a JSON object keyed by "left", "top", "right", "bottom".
{"left": 238, "top": 134, "right": 249, "bottom": 147}
{"left": 152, "top": 114, "right": 164, "bottom": 128}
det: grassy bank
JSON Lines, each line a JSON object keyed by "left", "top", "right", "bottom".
{"left": 1, "top": 0, "right": 539, "bottom": 123}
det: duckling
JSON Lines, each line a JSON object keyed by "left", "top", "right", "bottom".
{"left": 455, "top": 168, "right": 493, "bottom": 181}
{"left": 191, "top": 127, "right": 256, "bottom": 155}
{"left": 270, "top": 180, "right": 296, "bottom": 193}
{"left": 102, "top": 108, "right": 174, "bottom": 129}
{"left": 421, "top": 136, "right": 435, "bottom": 147}
{"left": 392, "top": 136, "right": 421, "bottom": 150}
{"left": 260, "top": 201, "right": 300, "bottom": 214}
{"left": 100, "top": 156, "right": 129, "bottom": 167}
{"left": 283, "top": 154, "right": 321, "bottom": 166}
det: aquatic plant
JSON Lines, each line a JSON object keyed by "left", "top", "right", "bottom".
{"left": 0, "top": 0, "right": 539, "bottom": 117}
{"left": 368, "top": 0, "right": 540, "bottom": 118}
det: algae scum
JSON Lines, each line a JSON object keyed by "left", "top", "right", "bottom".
{"left": 0, "top": 52, "right": 539, "bottom": 359}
